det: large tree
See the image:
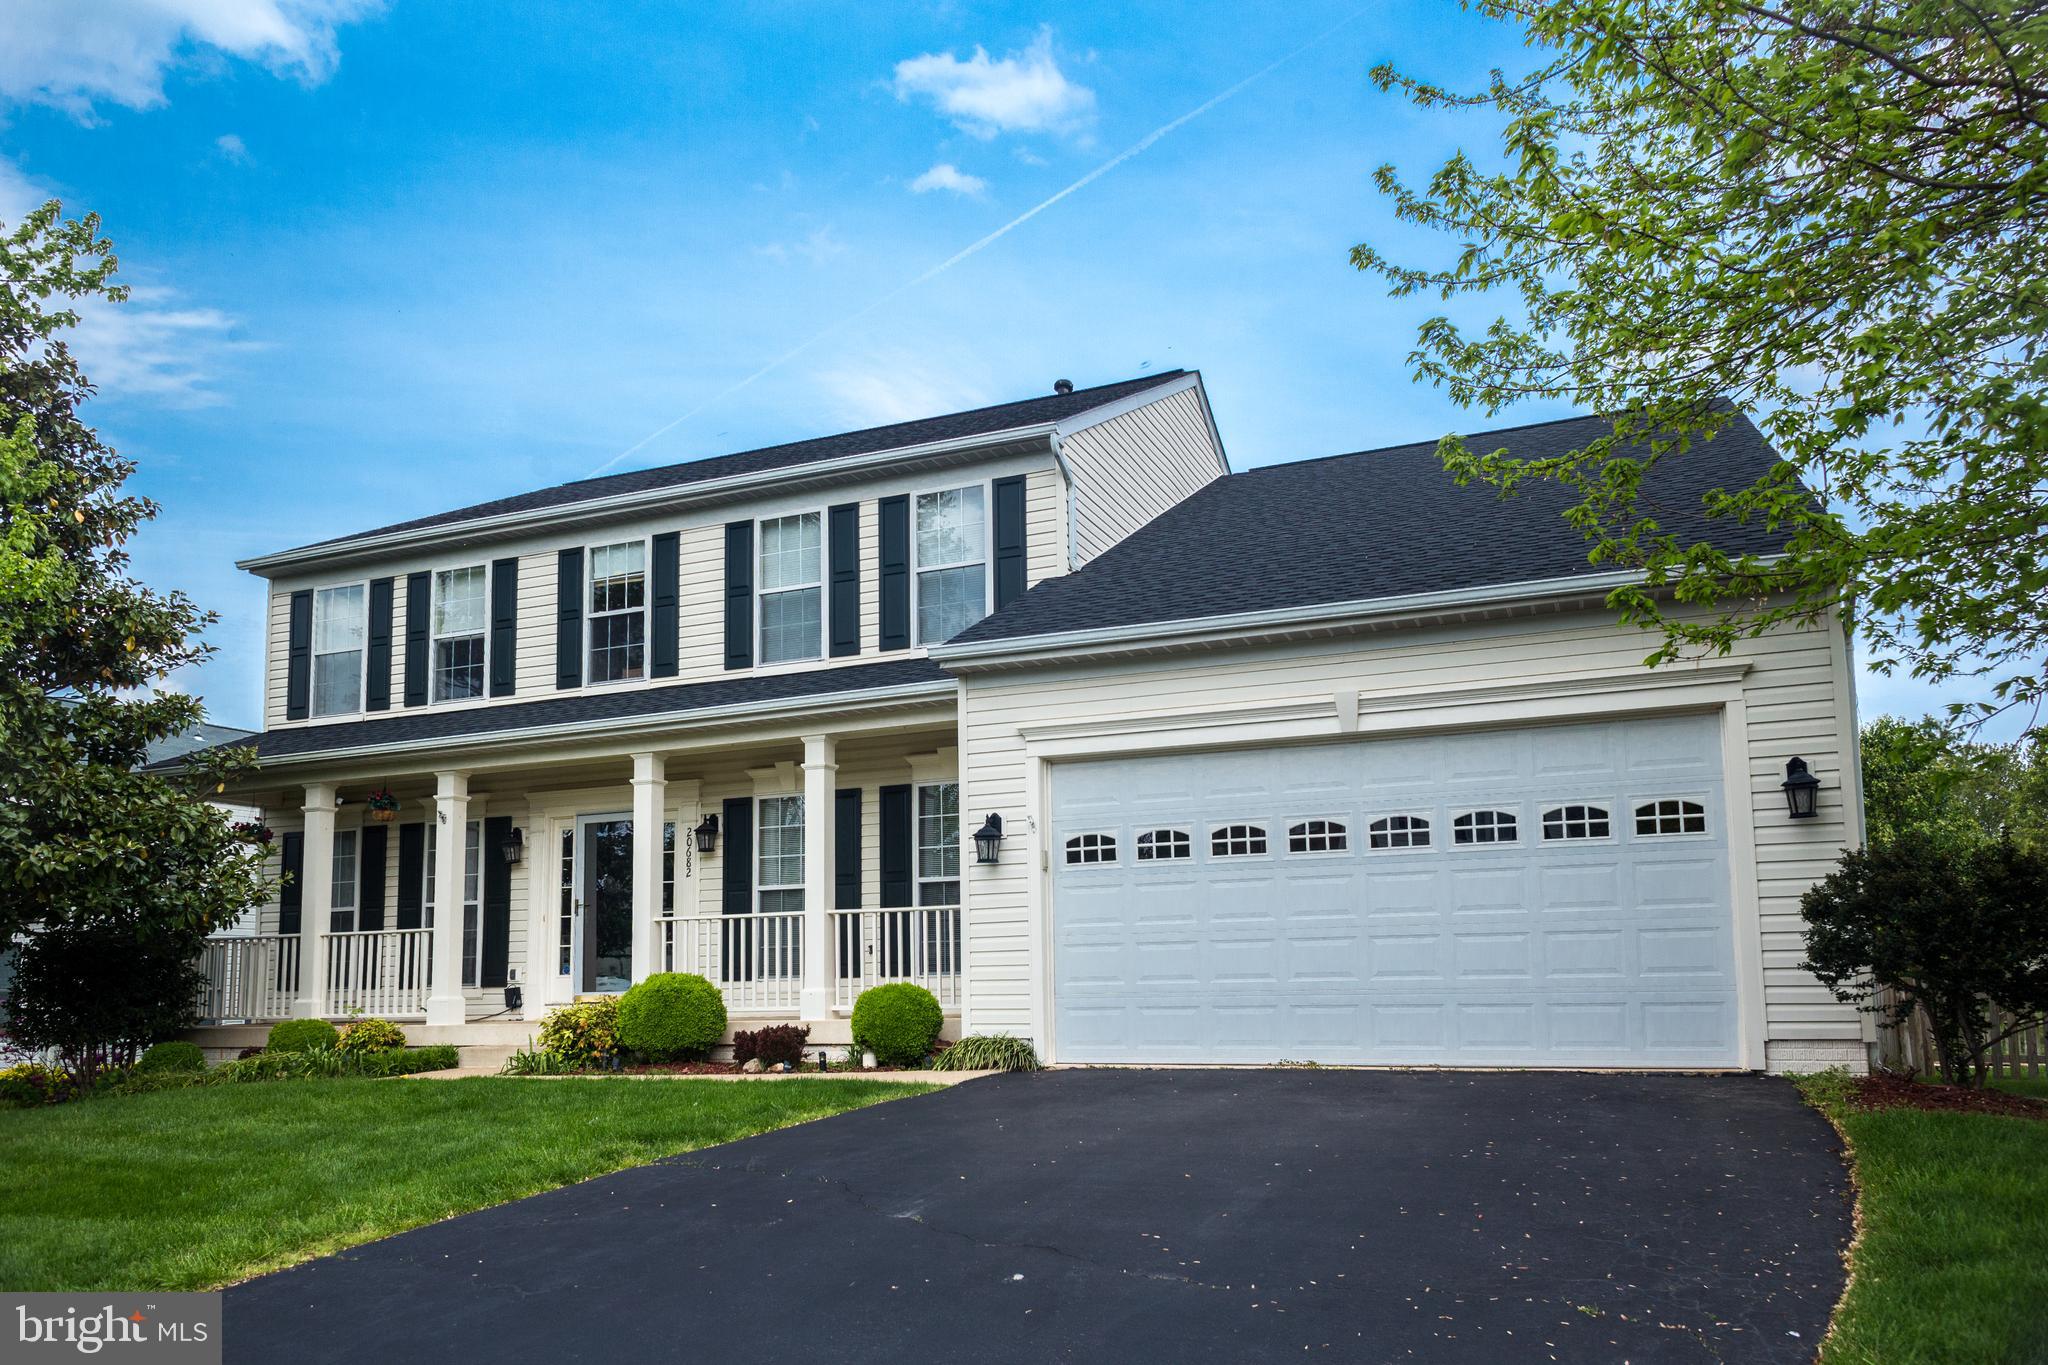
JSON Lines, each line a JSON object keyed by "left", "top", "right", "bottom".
{"left": 1353, "top": 1, "right": 2048, "bottom": 728}
{"left": 0, "top": 199, "right": 267, "bottom": 965}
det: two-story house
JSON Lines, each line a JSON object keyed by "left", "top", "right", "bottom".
{"left": 184, "top": 371, "right": 1871, "bottom": 1074}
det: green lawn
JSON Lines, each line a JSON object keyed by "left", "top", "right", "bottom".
{"left": 0, "top": 1077, "right": 936, "bottom": 1291}
{"left": 1989, "top": 1075, "right": 2048, "bottom": 1101}
{"left": 1797, "top": 1073, "right": 2048, "bottom": 1364}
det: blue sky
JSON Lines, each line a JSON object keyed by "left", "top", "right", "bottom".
{"left": 0, "top": 1, "right": 1980, "bottom": 732}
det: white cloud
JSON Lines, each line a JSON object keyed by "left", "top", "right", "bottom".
{"left": 756, "top": 225, "right": 848, "bottom": 267}
{"left": 214, "top": 133, "right": 249, "bottom": 162}
{"left": 0, "top": 0, "right": 380, "bottom": 116}
{"left": 69, "top": 285, "right": 261, "bottom": 407}
{"left": 893, "top": 28, "right": 1095, "bottom": 141}
{"left": 0, "top": 158, "right": 44, "bottom": 227}
{"left": 818, "top": 352, "right": 995, "bottom": 428}
{"left": 909, "top": 162, "right": 988, "bottom": 198}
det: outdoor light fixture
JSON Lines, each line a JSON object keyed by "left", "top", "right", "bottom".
{"left": 500, "top": 826, "right": 524, "bottom": 865}
{"left": 693, "top": 813, "right": 720, "bottom": 855}
{"left": 1782, "top": 757, "right": 1822, "bottom": 819}
{"left": 973, "top": 813, "right": 1004, "bottom": 864}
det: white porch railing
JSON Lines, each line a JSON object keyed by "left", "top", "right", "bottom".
{"left": 324, "top": 928, "right": 434, "bottom": 1019}
{"left": 660, "top": 912, "right": 805, "bottom": 1013}
{"left": 197, "top": 934, "right": 300, "bottom": 1023}
{"left": 831, "top": 907, "right": 962, "bottom": 1011}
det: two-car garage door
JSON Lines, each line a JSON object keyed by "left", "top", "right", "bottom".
{"left": 1049, "top": 714, "right": 1739, "bottom": 1067}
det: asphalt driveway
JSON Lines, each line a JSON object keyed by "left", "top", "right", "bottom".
{"left": 225, "top": 1071, "right": 1851, "bottom": 1364}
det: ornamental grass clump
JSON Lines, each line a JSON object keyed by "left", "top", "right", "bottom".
{"left": 617, "top": 973, "right": 726, "bottom": 1061}
{"left": 851, "top": 983, "right": 943, "bottom": 1068}
{"left": 931, "top": 1034, "right": 1041, "bottom": 1072}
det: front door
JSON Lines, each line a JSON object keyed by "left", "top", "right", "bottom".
{"left": 576, "top": 815, "right": 634, "bottom": 994}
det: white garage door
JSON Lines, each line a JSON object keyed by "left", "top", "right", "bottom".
{"left": 1049, "top": 714, "right": 1738, "bottom": 1067}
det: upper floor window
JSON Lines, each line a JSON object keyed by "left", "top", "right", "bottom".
{"left": 588, "top": 541, "right": 646, "bottom": 684}
{"left": 432, "top": 565, "right": 488, "bottom": 702}
{"left": 758, "top": 794, "right": 805, "bottom": 914}
{"left": 915, "top": 486, "right": 988, "bottom": 645}
{"left": 759, "top": 513, "right": 822, "bottom": 664}
{"left": 311, "top": 584, "right": 365, "bottom": 717}
{"left": 918, "top": 782, "right": 961, "bottom": 905}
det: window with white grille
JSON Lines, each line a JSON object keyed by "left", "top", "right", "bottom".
{"left": 1368, "top": 814, "right": 1431, "bottom": 850}
{"left": 1135, "top": 829, "right": 1192, "bottom": 861}
{"left": 1287, "top": 819, "right": 1348, "bottom": 854}
{"left": 1451, "top": 810, "right": 1518, "bottom": 845}
{"left": 1210, "top": 824, "right": 1268, "bottom": 857}
{"left": 1635, "top": 799, "right": 1708, "bottom": 836}
{"left": 1064, "top": 833, "right": 1118, "bottom": 865}
{"left": 1541, "top": 804, "right": 1611, "bottom": 840}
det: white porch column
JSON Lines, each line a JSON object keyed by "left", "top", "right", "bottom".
{"left": 631, "top": 752, "right": 665, "bottom": 984}
{"left": 800, "top": 733, "right": 836, "bottom": 1019}
{"left": 293, "top": 782, "right": 336, "bottom": 1018}
{"left": 426, "top": 770, "right": 470, "bottom": 1025}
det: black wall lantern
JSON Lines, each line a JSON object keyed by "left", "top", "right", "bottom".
{"left": 972, "top": 813, "right": 1004, "bottom": 864}
{"left": 1782, "top": 757, "right": 1822, "bottom": 819}
{"left": 693, "top": 813, "right": 720, "bottom": 855}
{"left": 500, "top": 826, "right": 524, "bottom": 865}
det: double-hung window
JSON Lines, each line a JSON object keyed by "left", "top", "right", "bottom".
{"left": 916, "top": 782, "right": 961, "bottom": 905}
{"left": 759, "top": 513, "right": 822, "bottom": 663}
{"left": 915, "top": 486, "right": 987, "bottom": 645}
{"left": 758, "top": 795, "right": 805, "bottom": 914}
{"left": 329, "top": 830, "right": 359, "bottom": 932}
{"left": 587, "top": 542, "right": 646, "bottom": 683}
{"left": 432, "top": 565, "right": 488, "bottom": 701}
{"left": 311, "top": 584, "right": 366, "bottom": 717}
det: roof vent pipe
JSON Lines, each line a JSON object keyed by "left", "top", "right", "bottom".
{"left": 1053, "top": 378, "right": 1073, "bottom": 395}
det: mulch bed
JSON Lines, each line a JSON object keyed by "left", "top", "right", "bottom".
{"left": 1850, "top": 1070, "right": 2048, "bottom": 1121}
{"left": 617, "top": 1061, "right": 740, "bottom": 1076}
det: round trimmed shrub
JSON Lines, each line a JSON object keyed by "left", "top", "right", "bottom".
{"left": 851, "top": 983, "right": 943, "bottom": 1068}
{"left": 336, "top": 1017, "right": 407, "bottom": 1056}
{"left": 137, "top": 1041, "right": 207, "bottom": 1073}
{"left": 266, "top": 1018, "right": 340, "bottom": 1054}
{"left": 617, "top": 973, "right": 726, "bottom": 1061}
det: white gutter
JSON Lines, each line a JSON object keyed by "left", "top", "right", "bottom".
{"left": 928, "top": 569, "right": 1650, "bottom": 670}
{"left": 238, "top": 424, "right": 1063, "bottom": 575}
{"left": 243, "top": 677, "right": 957, "bottom": 768}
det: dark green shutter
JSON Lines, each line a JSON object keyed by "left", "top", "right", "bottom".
{"left": 403, "top": 572, "right": 430, "bottom": 707}
{"left": 277, "top": 831, "right": 304, "bottom": 934}
{"left": 879, "top": 784, "right": 913, "bottom": 908}
{"left": 828, "top": 503, "right": 860, "bottom": 657}
{"left": 489, "top": 558, "right": 518, "bottom": 697}
{"left": 358, "top": 824, "right": 388, "bottom": 932}
{"left": 993, "top": 474, "right": 1028, "bottom": 610}
{"left": 284, "top": 591, "right": 312, "bottom": 721}
{"left": 555, "top": 548, "right": 583, "bottom": 689}
{"left": 878, "top": 495, "right": 909, "bottom": 651}
{"left": 395, "top": 822, "right": 425, "bottom": 930}
{"left": 482, "top": 816, "right": 513, "bottom": 988}
{"left": 366, "top": 578, "right": 394, "bottom": 712}
{"left": 651, "top": 531, "right": 680, "bottom": 678}
{"left": 723, "top": 521, "right": 753, "bottom": 670}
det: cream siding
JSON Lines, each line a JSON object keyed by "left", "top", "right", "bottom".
{"left": 1060, "top": 385, "right": 1225, "bottom": 567}
{"left": 514, "top": 551, "right": 556, "bottom": 696}
{"left": 262, "top": 591, "right": 291, "bottom": 729}
{"left": 956, "top": 609, "right": 1863, "bottom": 1068}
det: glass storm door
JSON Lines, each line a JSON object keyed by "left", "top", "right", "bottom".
{"left": 576, "top": 815, "right": 634, "bottom": 994}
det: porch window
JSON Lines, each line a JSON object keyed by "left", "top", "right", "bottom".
{"left": 915, "top": 486, "right": 987, "bottom": 644}
{"left": 557, "top": 827, "right": 574, "bottom": 975}
{"left": 311, "top": 584, "right": 365, "bottom": 717}
{"left": 758, "top": 513, "right": 822, "bottom": 664}
{"left": 662, "top": 820, "right": 677, "bottom": 915}
{"left": 758, "top": 795, "right": 804, "bottom": 914}
{"left": 916, "top": 782, "right": 960, "bottom": 905}
{"left": 328, "top": 829, "right": 358, "bottom": 932}
{"left": 424, "top": 820, "right": 484, "bottom": 985}
{"left": 587, "top": 541, "right": 647, "bottom": 683}
{"left": 431, "top": 565, "right": 488, "bottom": 701}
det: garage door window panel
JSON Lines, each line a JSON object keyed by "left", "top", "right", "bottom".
{"left": 1541, "top": 803, "right": 1613, "bottom": 841}
{"left": 1286, "top": 819, "right": 1349, "bottom": 855}
{"left": 1135, "top": 828, "right": 1191, "bottom": 862}
{"left": 1451, "top": 809, "right": 1518, "bottom": 846}
{"left": 1210, "top": 823, "right": 1268, "bottom": 857}
{"left": 1367, "top": 813, "right": 1432, "bottom": 851}
{"left": 1634, "top": 798, "right": 1709, "bottom": 837}
{"left": 1065, "top": 832, "right": 1118, "bottom": 866}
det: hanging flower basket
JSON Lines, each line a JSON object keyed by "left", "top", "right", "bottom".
{"left": 229, "top": 820, "right": 274, "bottom": 845}
{"left": 366, "top": 787, "right": 401, "bottom": 822}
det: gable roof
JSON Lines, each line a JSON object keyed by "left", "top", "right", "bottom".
{"left": 944, "top": 408, "right": 1794, "bottom": 648}
{"left": 260, "top": 371, "right": 1190, "bottom": 564}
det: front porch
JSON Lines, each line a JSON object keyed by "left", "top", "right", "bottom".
{"left": 196, "top": 705, "right": 971, "bottom": 1056}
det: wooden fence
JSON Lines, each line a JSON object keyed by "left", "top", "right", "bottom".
{"left": 1885, "top": 1004, "right": 2046, "bottom": 1079}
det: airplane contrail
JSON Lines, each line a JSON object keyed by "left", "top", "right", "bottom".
{"left": 589, "top": 11, "right": 1364, "bottom": 477}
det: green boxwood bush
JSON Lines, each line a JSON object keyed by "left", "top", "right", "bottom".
{"left": 617, "top": 973, "right": 726, "bottom": 1061}
{"left": 931, "top": 1034, "right": 1040, "bottom": 1072}
{"left": 337, "top": 1017, "right": 407, "bottom": 1055}
{"left": 266, "top": 1018, "right": 340, "bottom": 1053}
{"left": 851, "top": 982, "right": 943, "bottom": 1068}
{"left": 137, "top": 1041, "right": 207, "bottom": 1073}
{"left": 537, "top": 997, "right": 621, "bottom": 1068}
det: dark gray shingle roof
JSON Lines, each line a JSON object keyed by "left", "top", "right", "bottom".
{"left": 166, "top": 657, "right": 949, "bottom": 766}
{"left": 287, "top": 371, "right": 1188, "bottom": 555}
{"left": 949, "top": 408, "right": 1793, "bottom": 646}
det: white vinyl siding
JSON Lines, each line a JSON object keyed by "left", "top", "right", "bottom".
{"left": 1060, "top": 384, "right": 1226, "bottom": 566}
